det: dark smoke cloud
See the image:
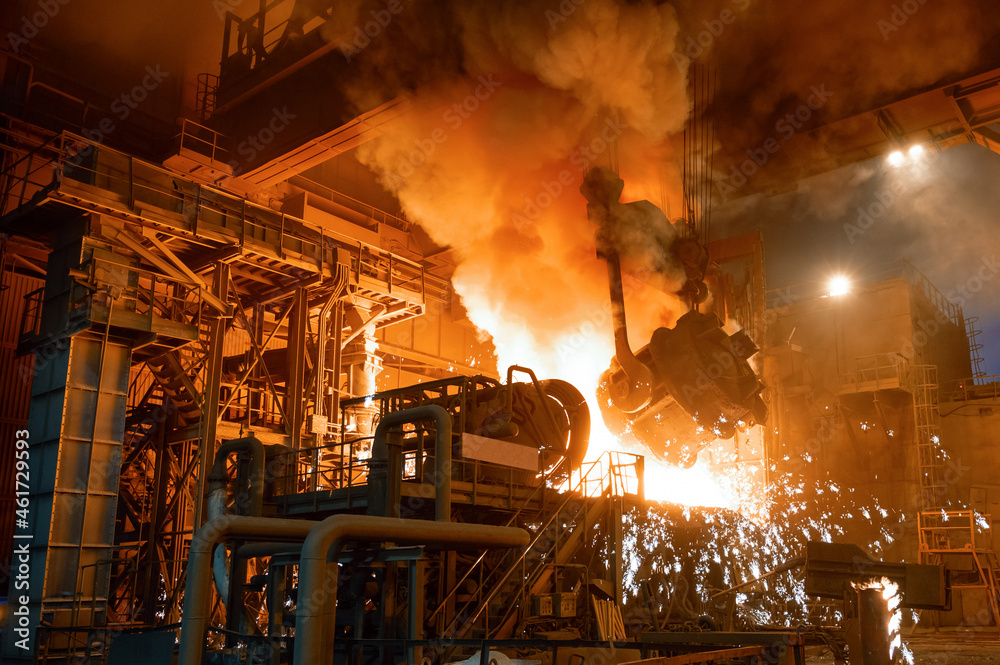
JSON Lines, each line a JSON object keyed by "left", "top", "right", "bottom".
{"left": 712, "top": 143, "right": 1000, "bottom": 374}
{"left": 681, "top": 0, "right": 1000, "bottom": 375}
{"left": 674, "top": 0, "right": 1000, "bottom": 157}
{"left": 2, "top": 0, "right": 224, "bottom": 121}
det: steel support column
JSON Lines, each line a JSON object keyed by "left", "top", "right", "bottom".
{"left": 1, "top": 332, "right": 132, "bottom": 661}
{"left": 285, "top": 286, "right": 308, "bottom": 449}
{"left": 194, "top": 263, "right": 229, "bottom": 530}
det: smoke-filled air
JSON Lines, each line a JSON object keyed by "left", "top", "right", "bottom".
{"left": 353, "top": 0, "right": 694, "bottom": 461}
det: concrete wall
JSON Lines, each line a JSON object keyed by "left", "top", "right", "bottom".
{"left": 907, "top": 288, "right": 973, "bottom": 385}
{"left": 763, "top": 276, "right": 979, "bottom": 564}
{"left": 941, "top": 395, "right": 1000, "bottom": 550}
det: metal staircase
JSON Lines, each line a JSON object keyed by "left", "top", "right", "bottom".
{"left": 441, "top": 453, "right": 631, "bottom": 641}
{"left": 145, "top": 351, "right": 203, "bottom": 426}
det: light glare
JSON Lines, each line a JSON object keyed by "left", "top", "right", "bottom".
{"left": 908, "top": 144, "right": 924, "bottom": 158}
{"left": 829, "top": 276, "right": 850, "bottom": 297}
{"left": 887, "top": 151, "right": 905, "bottom": 166}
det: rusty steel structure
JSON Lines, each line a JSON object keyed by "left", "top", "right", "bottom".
{"left": 0, "top": 119, "right": 651, "bottom": 663}
{"left": 4, "top": 3, "right": 997, "bottom": 665}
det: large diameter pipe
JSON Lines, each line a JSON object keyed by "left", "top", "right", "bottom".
{"left": 205, "top": 436, "right": 266, "bottom": 610}
{"left": 371, "top": 405, "right": 452, "bottom": 522}
{"left": 178, "top": 516, "right": 319, "bottom": 665}
{"left": 859, "top": 587, "right": 892, "bottom": 665}
{"left": 294, "top": 515, "right": 529, "bottom": 665}
{"left": 206, "top": 435, "right": 265, "bottom": 517}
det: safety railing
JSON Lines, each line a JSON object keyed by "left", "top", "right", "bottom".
{"left": 1, "top": 130, "right": 64, "bottom": 215}
{"left": 220, "top": 4, "right": 327, "bottom": 75}
{"left": 290, "top": 174, "right": 414, "bottom": 232}
{"left": 838, "top": 352, "right": 910, "bottom": 393}
{"left": 266, "top": 433, "right": 572, "bottom": 501}
{"left": 171, "top": 117, "right": 230, "bottom": 165}
{"left": 942, "top": 375, "right": 1000, "bottom": 401}
{"left": 1, "top": 130, "right": 429, "bottom": 308}
{"left": 569, "top": 451, "right": 644, "bottom": 498}
{"left": 218, "top": 378, "right": 288, "bottom": 431}
{"left": 893, "top": 258, "right": 963, "bottom": 326}
{"left": 341, "top": 375, "right": 502, "bottom": 439}
{"left": 763, "top": 258, "right": 962, "bottom": 327}
{"left": 18, "top": 253, "right": 202, "bottom": 351}
{"left": 451, "top": 450, "right": 642, "bottom": 640}
{"left": 918, "top": 509, "right": 993, "bottom": 554}
{"left": 86, "top": 255, "right": 203, "bottom": 336}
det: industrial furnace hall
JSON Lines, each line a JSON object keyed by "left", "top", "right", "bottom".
{"left": 1, "top": 1, "right": 1000, "bottom": 664}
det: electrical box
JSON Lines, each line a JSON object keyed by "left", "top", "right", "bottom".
{"left": 532, "top": 593, "right": 576, "bottom": 617}
{"left": 308, "top": 414, "right": 328, "bottom": 434}
{"left": 532, "top": 595, "right": 553, "bottom": 617}
{"left": 552, "top": 592, "right": 577, "bottom": 617}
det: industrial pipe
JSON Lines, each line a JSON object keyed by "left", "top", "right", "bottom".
{"left": 370, "top": 405, "right": 452, "bottom": 522}
{"left": 207, "top": 490, "right": 232, "bottom": 600}
{"left": 205, "top": 435, "right": 265, "bottom": 603}
{"left": 293, "top": 514, "right": 530, "bottom": 665}
{"left": 236, "top": 542, "right": 304, "bottom": 559}
{"left": 178, "top": 515, "right": 319, "bottom": 665}
{"left": 206, "top": 435, "right": 265, "bottom": 517}
{"left": 315, "top": 264, "right": 348, "bottom": 420}
{"left": 858, "top": 587, "right": 893, "bottom": 665}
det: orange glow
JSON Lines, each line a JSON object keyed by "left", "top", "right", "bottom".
{"left": 354, "top": 0, "right": 770, "bottom": 514}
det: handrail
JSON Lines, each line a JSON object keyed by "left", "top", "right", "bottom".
{"left": 3, "top": 130, "right": 63, "bottom": 177}
{"left": 173, "top": 118, "right": 231, "bottom": 165}
{"left": 446, "top": 452, "right": 621, "bottom": 639}
{"left": 942, "top": 375, "right": 1000, "bottom": 400}
{"left": 289, "top": 174, "right": 412, "bottom": 232}
{"left": 426, "top": 455, "right": 569, "bottom": 624}
{"left": 3, "top": 128, "right": 428, "bottom": 277}
{"left": 2, "top": 129, "right": 430, "bottom": 324}
{"left": 763, "top": 258, "right": 962, "bottom": 326}
{"left": 839, "top": 352, "right": 910, "bottom": 392}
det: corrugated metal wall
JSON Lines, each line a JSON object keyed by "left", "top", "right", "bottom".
{"left": 0, "top": 263, "right": 45, "bottom": 592}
